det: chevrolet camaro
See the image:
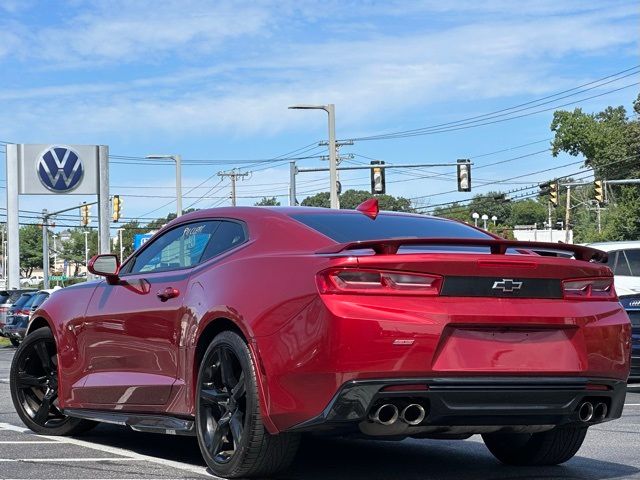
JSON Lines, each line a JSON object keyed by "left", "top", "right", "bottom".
{"left": 10, "top": 200, "right": 631, "bottom": 478}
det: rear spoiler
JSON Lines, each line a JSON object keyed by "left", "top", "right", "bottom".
{"left": 316, "top": 237, "right": 608, "bottom": 263}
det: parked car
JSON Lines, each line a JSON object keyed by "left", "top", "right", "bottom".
{"left": 19, "top": 275, "right": 44, "bottom": 287}
{"left": 587, "top": 241, "right": 640, "bottom": 381}
{"left": 4, "top": 289, "right": 56, "bottom": 346}
{"left": 2, "top": 292, "right": 36, "bottom": 346}
{"left": 10, "top": 202, "right": 630, "bottom": 478}
{"left": 0, "top": 289, "right": 35, "bottom": 336}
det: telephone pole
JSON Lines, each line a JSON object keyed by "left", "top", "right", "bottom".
{"left": 565, "top": 185, "right": 571, "bottom": 243}
{"left": 218, "top": 169, "right": 250, "bottom": 207}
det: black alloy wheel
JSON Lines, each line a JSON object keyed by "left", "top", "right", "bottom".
{"left": 199, "top": 344, "right": 247, "bottom": 463}
{"left": 195, "top": 331, "right": 299, "bottom": 478}
{"left": 10, "top": 328, "right": 95, "bottom": 435}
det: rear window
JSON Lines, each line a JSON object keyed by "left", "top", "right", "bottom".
{"left": 12, "top": 294, "right": 34, "bottom": 309}
{"left": 606, "top": 249, "right": 640, "bottom": 276}
{"left": 29, "top": 293, "right": 49, "bottom": 308}
{"left": 290, "top": 213, "right": 491, "bottom": 243}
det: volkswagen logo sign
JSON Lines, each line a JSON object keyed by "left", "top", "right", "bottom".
{"left": 37, "top": 146, "right": 84, "bottom": 193}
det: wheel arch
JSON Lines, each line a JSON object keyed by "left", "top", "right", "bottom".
{"left": 193, "top": 316, "right": 278, "bottom": 434}
{"left": 26, "top": 316, "right": 53, "bottom": 336}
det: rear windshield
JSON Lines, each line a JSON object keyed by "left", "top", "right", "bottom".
{"left": 290, "top": 213, "right": 491, "bottom": 243}
{"left": 12, "top": 294, "right": 34, "bottom": 309}
{"left": 29, "top": 293, "right": 49, "bottom": 309}
{"left": 605, "top": 249, "right": 640, "bottom": 276}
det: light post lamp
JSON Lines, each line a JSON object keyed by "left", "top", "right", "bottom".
{"left": 146, "top": 154, "right": 183, "bottom": 216}
{"left": 472, "top": 212, "right": 480, "bottom": 227}
{"left": 481, "top": 214, "right": 489, "bottom": 230}
{"left": 288, "top": 104, "right": 339, "bottom": 209}
{"left": 491, "top": 215, "right": 497, "bottom": 225}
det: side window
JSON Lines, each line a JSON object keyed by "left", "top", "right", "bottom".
{"left": 622, "top": 249, "right": 640, "bottom": 276}
{"left": 611, "top": 251, "right": 631, "bottom": 276}
{"left": 128, "top": 221, "right": 220, "bottom": 274}
{"left": 200, "top": 221, "right": 247, "bottom": 263}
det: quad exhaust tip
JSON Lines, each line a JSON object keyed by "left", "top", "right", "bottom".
{"left": 400, "top": 404, "right": 426, "bottom": 426}
{"left": 578, "top": 401, "right": 594, "bottom": 422}
{"left": 593, "top": 402, "right": 608, "bottom": 422}
{"left": 370, "top": 404, "right": 399, "bottom": 425}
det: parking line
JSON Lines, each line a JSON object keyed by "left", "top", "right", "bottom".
{"left": 0, "top": 458, "right": 141, "bottom": 463}
{"left": 0, "top": 422, "right": 214, "bottom": 478}
{"left": 0, "top": 441, "right": 55, "bottom": 444}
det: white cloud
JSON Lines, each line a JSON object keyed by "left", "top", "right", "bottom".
{"left": 0, "top": 1, "right": 637, "bottom": 142}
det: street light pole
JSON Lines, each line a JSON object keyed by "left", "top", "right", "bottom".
{"left": 42, "top": 210, "right": 50, "bottom": 289}
{"left": 289, "top": 104, "right": 339, "bottom": 209}
{"left": 481, "top": 214, "right": 489, "bottom": 230}
{"left": 118, "top": 228, "right": 124, "bottom": 260}
{"left": 472, "top": 212, "right": 479, "bottom": 227}
{"left": 146, "top": 154, "right": 183, "bottom": 216}
{"left": 84, "top": 231, "right": 90, "bottom": 279}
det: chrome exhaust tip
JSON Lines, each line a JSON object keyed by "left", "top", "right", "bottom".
{"left": 593, "top": 402, "right": 608, "bottom": 422}
{"left": 400, "top": 404, "right": 426, "bottom": 426}
{"left": 370, "top": 404, "right": 399, "bottom": 425}
{"left": 578, "top": 401, "right": 594, "bottom": 422}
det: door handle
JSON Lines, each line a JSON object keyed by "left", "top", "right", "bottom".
{"left": 157, "top": 287, "right": 180, "bottom": 301}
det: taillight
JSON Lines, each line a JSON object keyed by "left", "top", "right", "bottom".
{"left": 317, "top": 269, "right": 442, "bottom": 296}
{"left": 562, "top": 277, "right": 617, "bottom": 300}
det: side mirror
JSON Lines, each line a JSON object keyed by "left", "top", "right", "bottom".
{"left": 88, "top": 254, "right": 120, "bottom": 285}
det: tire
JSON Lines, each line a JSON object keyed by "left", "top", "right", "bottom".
{"left": 196, "top": 331, "right": 300, "bottom": 478}
{"left": 9, "top": 337, "right": 20, "bottom": 347}
{"left": 10, "top": 328, "right": 96, "bottom": 436}
{"left": 482, "top": 425, "right": 588, "bottom": 466}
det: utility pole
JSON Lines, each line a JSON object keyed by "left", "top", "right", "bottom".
{"left": 596, "top": 202, "right": 602, "bottom": 234}
{"left": 565, "top": 186, "right": 571, "bottom": 243}
{"left": 547, "top": 201, "right": 553, "bottom": 239}
{"left": 42, "top": 210, "right": 50, "bottom": 289}
{"left": 289, "top": 161, "right": 297, "bottom": 206}
{"left": 218, "top": 169, "right": 250, "bottom": 206}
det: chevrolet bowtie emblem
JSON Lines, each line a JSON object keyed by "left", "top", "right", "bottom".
{"left": 492, "top": 279, "right": 523, "bottom": 292}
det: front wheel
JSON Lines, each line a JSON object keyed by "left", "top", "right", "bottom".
{"left": 482, "top": 424, "right": 588, "bottom": 466}
{"left": 196, "top": 331, "right": 299, "bottom": 478}
{"left": 10, "top": 328, "right": 96, "bottom": 435}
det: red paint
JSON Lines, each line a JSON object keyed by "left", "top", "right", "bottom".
{"left": 31, "top": 207, "right": 631, "bottom": 433}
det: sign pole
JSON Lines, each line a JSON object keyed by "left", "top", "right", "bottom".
{"left": 98, "top": 145, "right": 110, "bottom": 254}
{"left": 42, "top": 210, "right": 50, "bottom": 289}
{"left": 6, "top": 144, "right": 20, "bottom": 289}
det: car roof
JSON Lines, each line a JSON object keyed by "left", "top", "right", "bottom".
{"left": 586, "top": 241, "right": 640, "bottom": 252}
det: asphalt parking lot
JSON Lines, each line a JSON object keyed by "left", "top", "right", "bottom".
{"left": 1, "top": 345, "right": 640, "bottom": 480}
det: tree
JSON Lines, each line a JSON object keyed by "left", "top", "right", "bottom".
{"left": 254, "top": 197, "right": 281, "bottom": 206}
{"left": 550, "top": 94, "right": 640, "bottom": 179}
{"left": 432, "top": 202, "right": 471, "bottom": 223}
{"left": 301, "top": 190, "right": 413, "bottom": 212}
{"left": 117, "top": 221, "right": 142, "bottom": 259}
{"left": 507, "top": 199, "right": 547, "bottom": 227}
{"left": 19, "top": 224, "right": 42, "bottom": 277}
{"left": 467, "top": 192, "right": 512, "bottom": 226}
{"left": 62, "top": 228, "right": 98, "bottom": 276}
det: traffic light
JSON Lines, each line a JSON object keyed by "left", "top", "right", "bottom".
{"left": 80, "top": 203, "right": 90, "bottom": 226}
{"left": 457, "top": 159, "right": 471, "bottom": 192}
{"left": 594, "top": 180, "right": 605, "bottom": 204}
{"left": 112, "top": 195, "right": 122, "bottom": 222}
{"left": 549, "top": 182, "right": 559, "bottom": 207}
{"left": 370, "top": 161, "right": 386, "bottom": 194}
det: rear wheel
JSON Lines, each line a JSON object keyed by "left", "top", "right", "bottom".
{"left": 482, "top": 425, "right": 588, "bottom": 466}
{"left": 196, "top": 331, "right": 299, "bottom": 478}
{"left": 10, "top": 328, "right": 96, "bottom": 435}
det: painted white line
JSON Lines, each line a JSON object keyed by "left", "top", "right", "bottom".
{"left": 0, "top": 441, "right": 56, "bottom": 444}
{"left": 624, "top": 403, "right": 640, "bottom": 406}
{"left": 0, "top": 458, "right": 141, "bottom": 463}
{"left": 0, "top": 422, "right": 213, "bottom": 478}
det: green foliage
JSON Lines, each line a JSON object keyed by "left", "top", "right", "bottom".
{"left": 61, "top": 228, "right": 98, "bottom": 276}
{"left": 254, "top": 197, "right": 281, "bottom": 206}
{"left": 301, "top": 189, "right": 413, "bottom": 212}
{"left": 507, "top": 199, "right": 547, "bottom": 227}
{"left": 19, "top": 224, "right": 42, "bottom": 277}
{"left": 550, "top": 94, "right": 640, "bottom": 179}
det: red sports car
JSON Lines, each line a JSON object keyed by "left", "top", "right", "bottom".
{"left": 10, "top": 201, "right": 631, "bottom": 478}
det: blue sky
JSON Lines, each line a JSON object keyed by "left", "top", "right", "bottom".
{"left": 0, "top": 0, "right": 638, "bottom": 230}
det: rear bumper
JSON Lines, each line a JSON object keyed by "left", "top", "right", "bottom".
{"left": 286, "top": 377, "right": 626, "bottom": 436}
